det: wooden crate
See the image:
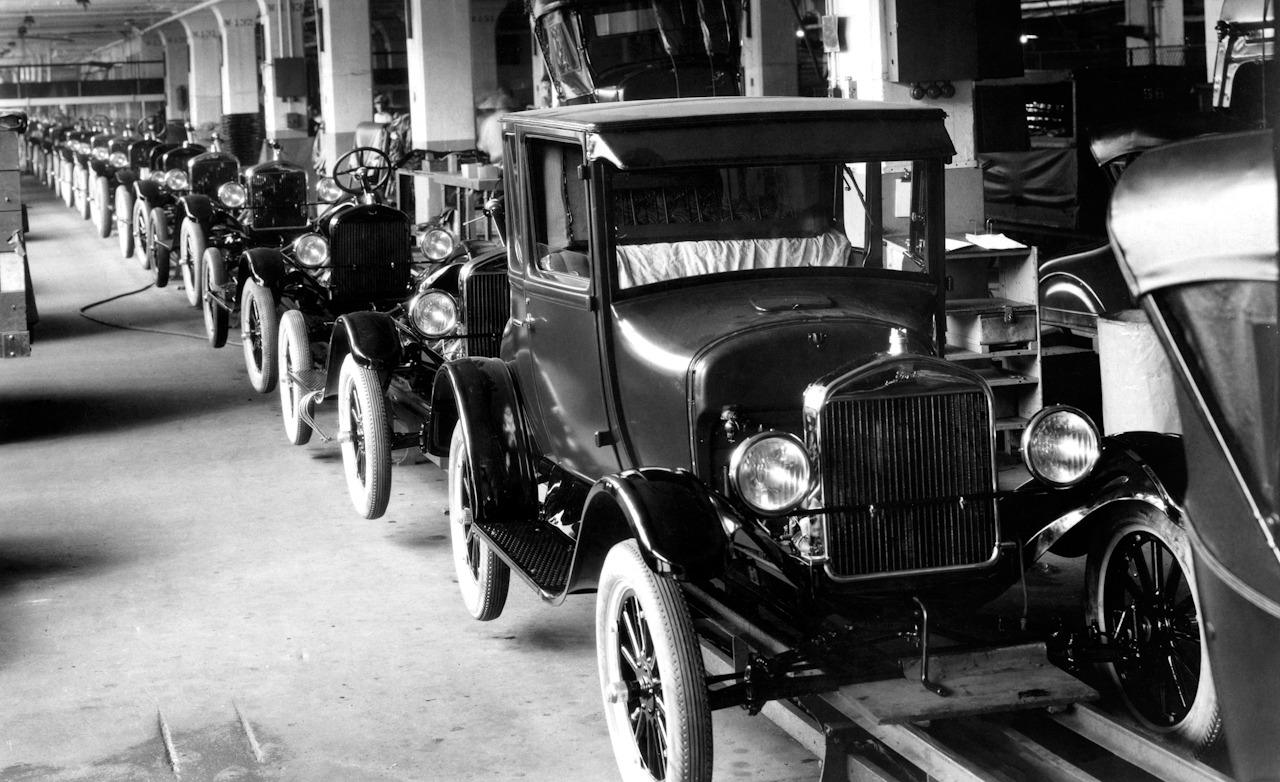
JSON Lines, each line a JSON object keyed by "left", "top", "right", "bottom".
{"left": 0, "top": 248, "right": 30, "bottom": 357}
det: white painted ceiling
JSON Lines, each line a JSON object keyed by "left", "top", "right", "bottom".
{"left": 0, "top": 1, "right": 204, "bottom": 64}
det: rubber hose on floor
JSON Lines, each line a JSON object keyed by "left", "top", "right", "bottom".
{"left": 79, "top": 283, "right": 241, "bottom": 346}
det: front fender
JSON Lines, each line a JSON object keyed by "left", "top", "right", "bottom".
{"left": 430, "top": 358, "right": 538, "bottom": 523}
{"left": 179, "top": 194, "right": 214, "bottom": 225}
{"left": 1013, "top": 431, "right": 1186, "bottom": 562}
{"left": 89, "top": 160, "right": 113, "bottom": 178}
{"left": 240, "top": 247, "right": 288, "bottom": 289}
{"left": 566, "top": 469, "right": 727, "bottom": 592}
{"left": 115, "top": 169, "right": 137, "bottom": 188}
{"left": 133, "top": 178, "right": 164, "bottom": 204}
{"left": 323, "top": 311, "right": 403, "bottom": 398}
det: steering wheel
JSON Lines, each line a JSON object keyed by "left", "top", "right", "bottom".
{"left": 332, "top": 146, "right": 393, "bottom": 195}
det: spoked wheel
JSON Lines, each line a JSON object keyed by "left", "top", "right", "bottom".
{"left": 1086, "top": 507, "right": 1221, "bottom": 753}
{"left": 115, "top": 186, "right": 134, "bottom": 258}
{"left": 338, "top": 354, "right": 391, "bottom": 519}
{"left": 132, "top": 198, "right": 151, "bottom": 269}
{"left": 277, "top": 309, "right": 314, "bottom": 446}
{"left": 178, "top": 220, "right": 206, "bottom": 307}
{"left": 597, "top": 540, "right": 712, "bottom": 782}
{"left": 239, "top": 280, "right": 278, "bottom": 393}
{"left": 202, "top": 248, "right": 229, "bottom": 349}
{"left": 92, "top": 175, "right": 112, "bottom": 237}
{"left": 150, "top": 208, "right": 171, "bottom": 287}
{"left": 447, "top": 422, "right": 509, "bottom": 620}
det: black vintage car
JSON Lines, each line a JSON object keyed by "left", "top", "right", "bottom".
{"left": 57, "top": 127, "right": 91, "bottom": 211}
{"left": 1108, "top": 129, "right": 1278, "bottom": 781}
{"left": 169, "top": 137, "right": 243, "bottom": 308}
{"left": 279, "top": 196, "right": 508, "bottom": 519}
{"left": 113, "top": 119, "right": 167, "bottom": 260}
{"left": 234, "top": 146, "right": 412, "bottom": 402}
{"left": 71, "top": 120, "right": 112, "bottom": 222}
{"left": 134, "top": 135, "right": 209, "bottom": 289}
{"left": 402, "top": 98, "right": 1221, "bottom": 778}
{"left": 200, "top": 146, "right": 313, "bottom": 353}
{"left": 86, "top": 125, "right": 135, "bottom": 239}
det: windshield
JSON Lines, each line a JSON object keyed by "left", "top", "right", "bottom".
{"left": 536, "top": 0, "right": 739, "bottom": 102}
{"left": 607, "top": 160, "right": 935, "bottom": 292}
{"left": 1160, "top": 281, "right": 1279, "bottom": 518}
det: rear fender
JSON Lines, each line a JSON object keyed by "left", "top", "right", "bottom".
{"left": 323, "top": 311, "right": 402, "bottom": 399}
{"left": 430, "top": 358, "right": 537, "bottom": 522}
{"left": 1017, "top": 432, "right": 1186, "bottom": 561}
{"left": 566, "top": 469, "right": 727, "bottom": 591}
{"left": 179, "top": 194, "right": 214, "bottom": 225}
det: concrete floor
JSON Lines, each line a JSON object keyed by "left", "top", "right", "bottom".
{"left": 0, "top": 180, "right": 820, "bottom": 781}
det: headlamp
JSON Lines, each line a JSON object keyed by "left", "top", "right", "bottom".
{"left": 1021, "top": 406, "right": 1101, "bottom": 487}
{"left": 292, "top": 233, "right": 330, "bottom": 269}
{"left": 408, "top": 290, "right": 458, "bottom": 337}
{"left": 165, "top": 169, "right": 189, "bottom": 191}
{"left": 729, "top": 432, "right": 811, "bottom": 516}
{"left": 419, "top": 226, "right": 457, "bottom": 262}
{"left": 217, "top": 181, "right": 246, "bottom": 208}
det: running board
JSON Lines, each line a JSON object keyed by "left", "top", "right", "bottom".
{"left": 471, "top": 519, "right": 573, "bottom": 598}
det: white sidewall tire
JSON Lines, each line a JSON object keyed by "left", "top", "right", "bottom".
{"left": 597, "top": 539, "right": 713, "bottom": 782}
{"left": 115, "top": 186, "right": 134, "bottom": 258}
{"left": 76, "top": 168, "right": 91, "bottom": 220}
{"left": 92, "top": 176, "right": 112, "bottom": 237}
{"left": 132, "top": 198, "right": 151, "bottom": 269}
{"left": 1086, "top": 507, "right": 1221, "bottom": 752}
{"left": 239, "top": 281, "right": 278, "bottom": 393}
{"left": 179, "top": 220, "right": 207, "bottom": 308}
{"left": 447, "top": 422, "right": 510, "bottom": 621}
{"left": 277, "top": 309, "right": 313, "bottom": 446}
{"left": 338, "top": 354, "right": 392, "bottom": 519}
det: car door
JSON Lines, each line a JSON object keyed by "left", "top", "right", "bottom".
{"left": 508, "top": 133, "right": 620, "bottom": 480}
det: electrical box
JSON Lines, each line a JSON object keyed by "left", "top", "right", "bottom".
{"left": 273, "top": 57, "right": 308, "bottom": 98}
{"left": 885, "top": 0, "right": 1022, "bottom": 83}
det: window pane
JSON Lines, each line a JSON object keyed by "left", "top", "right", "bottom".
{"left": 609, "top": 160, "right": 931, "bottom": 290}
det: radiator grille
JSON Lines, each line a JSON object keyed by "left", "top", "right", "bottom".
{"left": 247, "top": 170, "right": 308, "bottom": 228}
{"left": 462, "top": 269, "right": 509, "bottom": 357}
{"left": 191, "top": 157, "right": 238, "bottom": 198}
{"left": 821, "top": 389, "right": 996, "bottom": 578}
{"left": 330, "top": 221, "right": 411, "bottom": 302}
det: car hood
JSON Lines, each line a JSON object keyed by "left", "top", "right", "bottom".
{"left": 609, "top": 275, "right": 938, "bottom": 472}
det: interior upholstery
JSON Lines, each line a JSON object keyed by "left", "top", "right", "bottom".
{"left": 614, "top": 230, "right": 852, "bottom": 288}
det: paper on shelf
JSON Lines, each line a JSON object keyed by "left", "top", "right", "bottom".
{"left": 945, "top": 237, "right": 973, "bottom": 252}
{"left": 964, "top": 232, "right": 1027, "bottom": 250}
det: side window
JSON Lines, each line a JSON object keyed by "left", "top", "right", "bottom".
{"left": 528, "top": 138, "right": 591, "bottom": 288}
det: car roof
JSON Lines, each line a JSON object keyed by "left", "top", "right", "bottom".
{"left": 504, "top": 96, "right": 956, "bottom": 168}
{"left": 1108, "top": 129, "right": 1276, "bottom": 295}
{"left": 1220, "top": 0, "right": 1272, "bottom": 25}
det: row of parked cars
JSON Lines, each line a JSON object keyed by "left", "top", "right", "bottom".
{"left": 23, "top": 99, "right": 1259, "bottom": 781}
